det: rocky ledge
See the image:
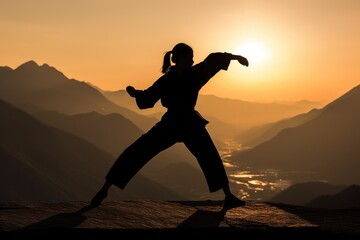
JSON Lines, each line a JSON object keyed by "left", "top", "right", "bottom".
{"left": 1, "top": 200, "right": 359, "bottom": 239}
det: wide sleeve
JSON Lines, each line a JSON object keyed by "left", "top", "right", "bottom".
{"left": 191, "top": 52, "right": 232, "bottom": 89}
{"left": 134, "top": 77, "right": 165, "bottom": 109}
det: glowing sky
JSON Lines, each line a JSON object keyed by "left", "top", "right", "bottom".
{"left": 1, "top": 0, "right": 359, "bottom": 102}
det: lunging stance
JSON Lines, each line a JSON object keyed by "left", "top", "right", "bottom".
{"left": 91, "top": 42, "right": 249, "bottom": 208}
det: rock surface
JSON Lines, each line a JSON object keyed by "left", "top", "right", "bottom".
{"left": 1, "top": 200, "right": 359, "bottom": 239}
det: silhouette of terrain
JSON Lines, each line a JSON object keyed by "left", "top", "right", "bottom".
{"left": 305, "top": 185, "right": 360, "bottom": 209}
{"left": 230, "top": 84, "right": 360, "bottom": 184}
{"left": 0, "top": 99, "right": 182, "bottom": 203}
{"left": 34, "top": 110, "right": 143, "bottom": 157}
{"left": 269, "top": 181, "right": 347, "bottom": 206}
{"left": 0, "top": 61, "right": 157, "bottom": 131}
{"left": 196, "top": 94, "right": 322, "bottom": 129}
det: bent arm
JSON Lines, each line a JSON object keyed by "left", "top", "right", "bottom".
{"left": 126, "top": 87, "right": 158, "bottom": 110}
{"left": 126, "top": 77, "right": 164, "bottom": 110}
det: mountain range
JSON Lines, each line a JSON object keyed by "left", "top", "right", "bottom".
{"left": 33, "top": 110, "right": 143, "bottom": 157}
{"left": 0, "top": 99, "right": 182, "bottom": 203}
{"left": 269, "top": 181, "right": 360, "bottom": 209}
{"left": 235, "top": 108, "right": 321, "bottom": 148}
{"left": 230, "top": 84, "right": 360, "bottom": 184}
{"left": 0, "top": 61, "right": 157, "bottom": 131}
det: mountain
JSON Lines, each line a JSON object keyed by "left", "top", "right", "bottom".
{"left": 269, "top": 181, "right": 346, "bottom": 206}
{"left": 236, "top": 108, "right": 321, "bottom": 148}
{"left": 230, "top": 84, "right": 360, "bottom": 184}
{"left": 0, "top": 99, "right": 182, "bottom": 203}
{"left": 33, "top": 110, "right": 143, "bottom": 157}
{"left": 196, "top": 94, "right": 322, "bottom": 130}
{"left": 305, "top": 185, "right": 360, "bottom": 209}
{"left": 0, "top": 61, "right": 157, "bottom": 131}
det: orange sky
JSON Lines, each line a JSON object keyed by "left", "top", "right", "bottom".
{"left": 1, "top": 0, "right": 359, "bottom": 102}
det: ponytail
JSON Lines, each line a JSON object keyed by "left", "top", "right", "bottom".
{"left": 162, "top": 51, "right": 172, "bottom": 74}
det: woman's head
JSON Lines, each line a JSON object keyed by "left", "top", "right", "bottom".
{"left": 162, "top": 43, "right": 193, "bottom": 73}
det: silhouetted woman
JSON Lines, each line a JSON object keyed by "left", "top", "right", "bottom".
{"left": 91, "top": 43, "right": 249, "bottom": 208}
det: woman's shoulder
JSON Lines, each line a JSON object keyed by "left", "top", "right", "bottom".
{"left": 151, "top": 71, "right": 174, "bottom": 86}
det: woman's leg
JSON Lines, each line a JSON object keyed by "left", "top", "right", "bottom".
{"left": 90, "top": 180, "right": 112, "bottom": 206}
{"left": 183, "top": 126, "right": 228, "bottom": 193}
{"left": 91, "top": 123, "right": 177, "bottom": 206}
{"left": 183, "top": 126, "right": 245, "bottom": 207}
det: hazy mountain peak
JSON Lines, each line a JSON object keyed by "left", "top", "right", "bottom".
{"left": 16, "top": 60, "right": 39, "bottom": 70}
{"left": 13, "top": 60, "right": 69, "bottom": 82}
{"left": 39, "top": 63, "right": 60, "bottom": 73}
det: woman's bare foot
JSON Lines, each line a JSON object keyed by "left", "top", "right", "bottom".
{"left": 224, "top": 194, "right": 246, "bottom": 209}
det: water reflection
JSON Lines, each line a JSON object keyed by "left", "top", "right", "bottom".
{"left": 227, "top": 168, "right": 295, "bottom": 200}
{"left": 219, "top": 139, "right": 316, "bottom": 201}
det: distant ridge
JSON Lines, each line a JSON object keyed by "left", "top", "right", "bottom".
{"left": 306, "top": 185, "right": 360, "bottom": 209}
{"left": 34, "top": 110, "right": 143, "bottom": 157}
{"left": 235, "top": 107, "right": 321, "bottom": 148}
{"left": 269, "top": 181, "right": 346, "bottom": 206}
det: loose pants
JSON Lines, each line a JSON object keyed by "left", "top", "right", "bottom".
{"left": 106, "top": 121, "right": 229, "bottom": 193}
